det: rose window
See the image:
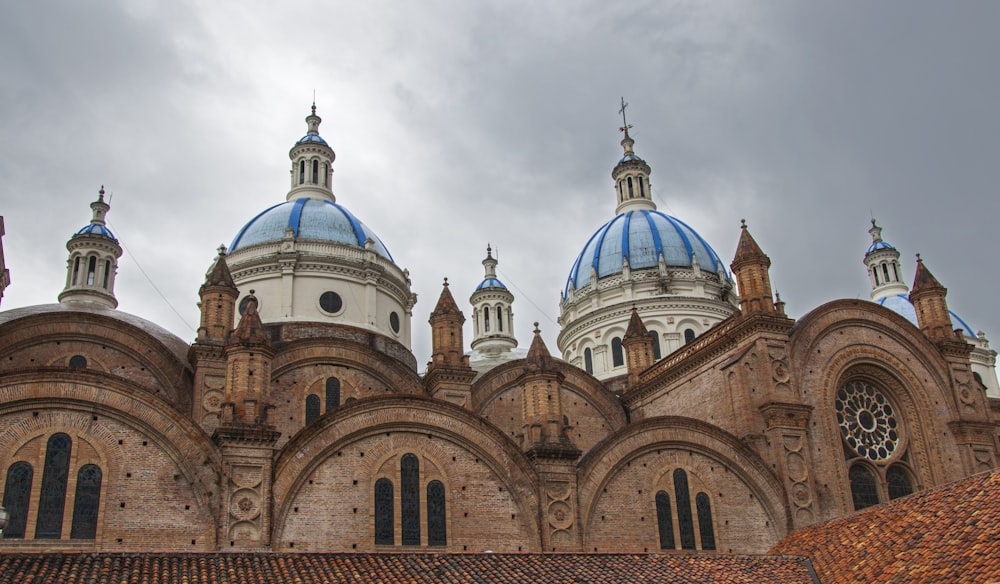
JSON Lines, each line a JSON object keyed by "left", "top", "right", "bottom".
{"left": 835, "top": 381, "right": 900, "bottom": 461}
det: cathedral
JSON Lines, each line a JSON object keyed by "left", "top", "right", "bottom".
{"left": 0, "top": 105, "right": 997, "bottom": 558}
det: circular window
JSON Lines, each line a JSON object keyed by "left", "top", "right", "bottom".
{"left": 389, "top": 311, "right": 400, "bottom": 333}
{"left": 69, "top": 355, "right": 87, "bottom": 369}
{"left": 238, "top": 296, "right": 259, "bottom": 316}
{"left": 319, "top": 291, "right": 343, "bottom": 314}
{"left": 836, "top": 381, "right": 900, "bottom": 461}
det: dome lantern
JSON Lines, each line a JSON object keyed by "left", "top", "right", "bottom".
{"left": 287, "top": 103, "right": 336, "bottom": 202}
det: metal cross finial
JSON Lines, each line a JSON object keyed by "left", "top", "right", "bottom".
{"left": 618, "top": 97, "right": 632, "bottom": 135}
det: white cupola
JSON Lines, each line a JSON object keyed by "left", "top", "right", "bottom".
{"left": 58, "top": 186, "right": 123, "bottom": 308}
{"left": 470, "top": 245, "right": 517, "bottom": 353}
{"left": 863, "top": 219, "right": 908, "bottom": 301}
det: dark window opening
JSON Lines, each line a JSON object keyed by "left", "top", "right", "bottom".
{"left": 319, "top": 291, "right": 343, "bottom": 314}
{"left": 649, "top": 331, "right": 661, "bottom": 360}
{"left": 86, "top": 256, "right": 96, "bottom": 286}
{"left": 305, "top": 395, "right": 320, "bottom": 425}
{"left": 72, "top": 257, "right": 80, "bottom": 285}
{"left": 695, "top": 492, "right": 716, "bottom": 550}
{"left": 299, "top": 160, "right": 305, "bottom": 184}
{"left": 70, "top": 464, "right": 102, "bottom": 539}
{"left": 484, "top": 310, "right": 490, "bottom": 333}
{"left": 36, "top": 433, "right": 72, "bottom": 539}
{"left": 427, "top": 480, "right": 447, "bottom": 546}
{"left": 102, "top": 260, "right": 111, "bottom": 289}
{"left": 655, "top": 490, "right": 674, "bottom": 550}
{"left": 389, "top": 312, "right": 400, "bottom": 334}
{"left": 886, "top": 465, "right": 914, "bottom": 500}
{"left": 322, "top": 163, "right": 328, "bottom": 187}
{"left": 374, "top": 478, "right": 394, "bottom": 545}
{"left": 638, "top": 177, "right": 645, "bottom": 197}
{"left": 311, "top": 160, "right": 319, "bottom": 184}
{"left": 497, "top": 307, "right": 503, "bottom": 332}
{"left": 892, "top": 263, "right": 898, "bottom": 281}
{"left": 611, "top": 337, "right": 624, "bottom": 367}
{"left": 325, "top": 378, "right": 340, "bottom": 412}
{"left": 873, "top": 267, "right": 879, "bottom": 286}
{"left": 2, "top": 462, "right": 33, "bottom": 539}
{"left": 401, "top": 454, "right": 420, "bottom": 545}
{"left": 69, "top": 355, "right": 87, "bottom": 369}
{"left": 849, "top": 465, "right": 880, "bottom": 510}
{"left": 627, "top": 176, "right": 634, "bottom": 198}
{"left": 673, "top": 469, "right": 696, "bottom": 550}
{"left": 584, "top": 348, "right": 593, "bottom": 375}
{"left": 684, "top": 329, "right": 696, "bottom": 344}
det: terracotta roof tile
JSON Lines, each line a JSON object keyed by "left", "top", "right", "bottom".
{"left": 771, "top": 469, "right": 1000, "bottom": 583}
{"left": 0, "top": 552, "right": 815, "bottom": 584}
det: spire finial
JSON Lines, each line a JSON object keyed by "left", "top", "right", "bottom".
{"left": 915, "top": 253, "right": 922, "bottom": 263}
{"left": 217, "top": 244, "right": 227, "bottom": 256}
{"left": 312, "top": 89, "right": 316, "bottom": 115}
{"left": 740, "top": 218, "right": 747, "bottom": 229}
{"left": 98, "top": 185, "right": 105, "bottom": 201}
{"left": 618, "top": 97, "right": 632, "bottom": 138}
{"left": 533, "top": 322, "right": 540, "bottom": 334}
{"left": 443, "top": 277, "right": 449, "bottom": 287}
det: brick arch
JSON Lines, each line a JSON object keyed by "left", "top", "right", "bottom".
{"left": 0, "top": 312, "right": 193, "bottom": 408}
{"left": 272, "top": 396, "right": 540, "bottom": 548}
{"left": 271, "top": 339, "right": 423, "bottom": 395}
{"left": 577, "top": 416, "right": 787, "bottom": 543}
{"left": 0, "top": 370, "right": 222, "bottom": 524}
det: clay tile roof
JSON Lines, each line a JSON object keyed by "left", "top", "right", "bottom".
{"left": 430, "top": 279, "right": 463, "bottom": 319}
{"left": 0, "top": 552, "right": 816, "bottom": 584}
{"left": 911, "top": 254, "right": 945, "bottom": 292}
{"left": 623, "top": 306, "right": 649, "bottom": 340}
{"left": 731, "top": 220, "right": 769, "bottom": 266}
{"left": 771, "top": 469, "right": 1000, "bottom": 583}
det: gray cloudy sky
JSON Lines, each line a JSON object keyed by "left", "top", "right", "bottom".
{"left": 1, "top": 1, "right": 997, "bottom": 369}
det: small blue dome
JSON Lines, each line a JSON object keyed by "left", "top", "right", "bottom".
{"left": 877, "top": 293, "right": 976, "bottom": 337}
{"left": 296, "top": 133, "right": 328, "bottom": 145}
{"left": 476, "top": 277, "right": 507, "bottom": 291}
{"left": 866, "top": 240, "right": 896, "bottom": 254}
{"left": 230, "top": 198, "right": 393, "bottom": 261}
{"left": 619, "top": 153, "right": 645, "bottom": 163}
{"left": 74, "top": 224, "right": 117, "bottom": 242}
{"left": 565, "top": 210, "right": 730, "bottom": 296}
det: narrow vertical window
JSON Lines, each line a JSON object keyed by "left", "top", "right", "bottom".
{"left": 673, "top": 469, "right": 695, "bottom": 550}
{"left": 299, "top": 160, "right": 305, "bottom": 184}
{"left": 325, "top": 378, "right": 340, "bottom": 412}
{"left": 873, "top": 267, "right": 879, "bottom": 286}
{"left": 305, "top": 394, "right": 321, "bottom": 425}
{"left": 374, "top": 478, "right": 394, "bottom": 545}
{"left": 684, "top": 329, "right": 696, "bottom": 344}
{"left": 655, "top": 490, "right": 675, "bottom": 550}
{"left": 312, "top": 160, "right": 319, "bottom": 184}
{"left": 2, "top": 462, "right": 33, "bottom": 539}
{"left": 70, "top": 464, "right": 102, "bottom": 539}
{"left": 695, "top": 492, "right": 716, "bottom": 550}
{"left": 649, "top": 331, "right": 661, "bottom": 360}
{"left": 611, "top": 337, "right": 624, "bottom": 367}
{"left": 627, "top": 176, "right": 634, "bottom": 198}
{"left": 86, "top": 256, "right": 96, "bottom": 286}
{"left": 496, "top": 307, "right": 503, "bottom": 332}
{"left": 849, "top": 465, "right": 880, "bottom": 510}
{"left": 892, "top": 263, "right": 899, "bottom": 282}
{"left": 322, "top": 163, "right": 328, "bottom": 187}
{"left": 427, "top": 480, "right": 446, "bottom": 546}
{"left": 639, "top": 176, "right": 645, "bottom": 197}
{"left": 886, "top": 465, "right": 914, "bottom": 500}
{"left": 72, "top": 257, "right": 80, "bottom": 285}
{"left": 103, "top": 260, "right": 110, "bottom": 288}
{"left": 400, "top": 454, "right": 420, "bottom": 545}
{"left": 484, "top": 310, "right": 490, "bottom": 332}
{"left": 36, "top": 433, "right": 72, "bottom": 539}
{"left": 882, "top": 264, "right": 890, "bottom": 283}
{"left": 584, "top": 348, "right": 593, "bottom": 375}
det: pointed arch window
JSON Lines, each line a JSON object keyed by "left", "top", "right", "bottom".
{"left": 400, "top": 454, "right": 420, "bottom": 545}
{"left": 325, "top": 377, "right": 340, "bottom": 412}
{"left": 655, "top": 490, "right": 674, "bottom": 550}
{"left": 849, "top": 464, "right": 880, "bottom": 510}
{"left": 427, "top": 480, "right": 447, "bottom": 546}
{"left": 611, "top": 337, "right": 624, "bottom": 368}
{"left": 36, "top": 433, "right": 72, "bottom": 539}
{"left": 2, "top": 462, "right": 33, "bottom": 539}
{"left": 86, "top": 256, "right": 97, "bottom": 286}
{"left": 649, "top": 331, "right": 661, "bottom": 360}
{"left": 583, "top": 348, "right": 593, "bottom": 375}
{"left": 673, "top": 469, "right": 696, "bottom": 550}
{"left": 374, "top": 478, "right": 394, "bottom": 545}
{"left": 684, "top": 329, "right": 696, "bottom": 344}
{"left": 305, "top": 394, "right": 321, "bottom": 425}
{"left": 70, "top": 464, "right": 102, "bottom": 539}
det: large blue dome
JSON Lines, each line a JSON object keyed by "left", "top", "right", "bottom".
{"left": 230, "top": 197, "right": 393, "bottom": 261}
{"left": 565, "top": 209, "right": 730, "bottom": 296}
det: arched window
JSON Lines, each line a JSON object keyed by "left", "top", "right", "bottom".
{"left": 695, "top": 492, "right": 716, "bottom": 550}
{"left": 611, "top": 337, "right": 624, "bottom": 367}
{"left": 374, "top": 478, "right": 394, "bottom": 545}
{"left": 72, "top": 257, "right": 80, "bottom": 285}
{"left": 86, "top": 256, "right": 97, "bottom": 286}
{"left": 312, "top": 160, "right": 319, "bottom": 184}
{"left": 36, "top": 433, "right": 72, "bottom": 539}
{"left": 325, "top": 378, "right": 340, "bottom": 413}
{"left": 496, "top": 307, "right": 503, "bottom": 332}
{"left": 2, "top": 462, "right": 33, "bottom": 539}
{"left": 627, "top": 176, "right": 634, "bottom": 198}
{"left": 69, "top": 355, "right": 87, "bottom": 369}
{"left": 322, "top": 163, "right": 328, "bottom": 186}
{"left": 886, "top": 464, "right": 914, "bottom": 500}
{"left": 649, "top": 331, "right": 661, "bottom": 360}
{"left": 427, "top": 480, "right": 446, "bottom": 546}
{"left": 400, "top": 454, "right": 420, "bottom": 545}
{"left": 70, "top": 464, "right": 102, "bottom": 539}
{"left": 655, "top": 490, "right": 674, "bottom": 550}
{"left": 892, "top": 263, "right": 899, "bottom": 281}
{"left": 305, "top": 395, "right": 321, "bottom": 425}
{"left": 673, "top": 469, "right": 696, "bottom": 550}
{"left": 299, "top": 160, "right": 305, "bottom": 184}
{"left": 849, "top": 464, "right": 880, "bottom": 510}
{"left": 583, "top": 348, "right": 593, "bottom": 375}
{"left": 638, "top": 176, "right": 645, "bottom": 197}
{"left": 102, "top": 260, "right": 111, "bottom": 288}
{"left": 873, "top": 267, "right": 879, "bottom": 286}
{"left": 684, "top": 329, "right": 696, "bottom": 344}
{"left": 484, "top": 310, "right": 490, "bottom": 332}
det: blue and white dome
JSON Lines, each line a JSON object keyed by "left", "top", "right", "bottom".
{"left": 564, "top": 209, "right": 730, "bottom": 296}
{"left": 866, "top": 239, "right": 895, "bottom": 254}
{"left": 476, "top": 277, "right": 507, "bottom": 291}
{"left": 74, "top": 223, "right": 117, "bottom": 241}
{"left": 229, "top": 197, "right": 393, "bottom": 261}
{"left": 877, "top": 293, "right": 976, "bottom": 337}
